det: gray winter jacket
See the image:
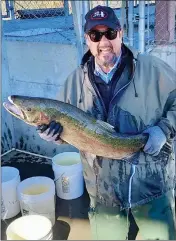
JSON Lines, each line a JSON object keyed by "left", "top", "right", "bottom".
{"left": 57, "top": 45, "right": 176, "bottom": 210}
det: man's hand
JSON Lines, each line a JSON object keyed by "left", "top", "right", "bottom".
{"left": 37, "top": 121, "right": 63, "bottom": 144}
{"left": 143, "top": 126, "right": 167, "bottom": 156}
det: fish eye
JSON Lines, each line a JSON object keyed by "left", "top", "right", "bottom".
{"left": 26, "top": 107, "right": 31, "bottom": 111}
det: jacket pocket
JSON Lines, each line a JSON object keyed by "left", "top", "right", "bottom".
{"left": 152, "top": 141, "right": 173, "bottom": 165}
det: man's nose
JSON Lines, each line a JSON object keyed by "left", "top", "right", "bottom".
{"left": 100, "top": 34, "right": 110, "bottom": 43}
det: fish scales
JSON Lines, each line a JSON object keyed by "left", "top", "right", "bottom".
{"left": 3, "top": 95, "right": 148, "bottom": 160}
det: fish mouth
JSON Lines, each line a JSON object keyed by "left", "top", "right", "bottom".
{"left": 3, "top": 96, "right": 25, "bottom": 120}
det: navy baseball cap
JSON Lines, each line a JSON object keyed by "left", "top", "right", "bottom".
{"left": 84, "top": 5, "right": 121, "bottom": 33}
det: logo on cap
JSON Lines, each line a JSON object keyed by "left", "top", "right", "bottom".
{"left": 91, "top": 10, "right": 108, "bottom": 20}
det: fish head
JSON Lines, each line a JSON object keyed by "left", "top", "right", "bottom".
{"left": 3, "top": 95, "right": 52, "bottom": 126}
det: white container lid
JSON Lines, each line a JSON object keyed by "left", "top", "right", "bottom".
{"left": 52, "top": 152, "right": 82, "bottom": 172}
{"left": 17, "top": 176, "right": 55, "bottom": 202}
{"left": 6, "top": 215, "right": 52, "bottom": 240}
{"left": 2, "top": 166, "right": 19, "bottom": 184}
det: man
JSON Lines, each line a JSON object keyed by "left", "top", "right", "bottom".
{"left": 37, "top": 5, "right": 176, "bottom": 240}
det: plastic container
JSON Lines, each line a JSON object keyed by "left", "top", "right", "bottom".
{"left": 52, "top": 152, "right": 84, "bottom": 200}
{"left": 1, "top": 166, "right": 21, "bottom": 219}
{"left": 17, "top": 176, "right": 55, "bottom": 226}
{"left": 6, "top": 215, "right": 53, "bottom": 240}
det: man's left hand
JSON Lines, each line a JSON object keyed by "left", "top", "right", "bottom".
{"left": 143, "top": 126, "right": 167, "bottom": 156}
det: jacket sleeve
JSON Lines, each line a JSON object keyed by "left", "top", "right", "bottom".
{"left": 157, "top": 89, "right": 176, "bottom": 140}
{"left": 149, "top": 55, "right": 176, "bottom": 140}
{"left": 56, "top": 67, "right": 83, "bottom": 105}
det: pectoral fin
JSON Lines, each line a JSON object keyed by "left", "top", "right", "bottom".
{"left": 96, "top": 120, "right": 116, "bottom": 133}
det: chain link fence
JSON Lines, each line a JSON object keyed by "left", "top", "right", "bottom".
{"left": 145, "top": 0, "right": 176, "bottom": 73}
{"left": 1, "top": 1, "right": 176, "bottom": 51}
{"left": 146, "top": 0, "right": 176, "bottom": 48}
{"left": 14, "top": 1, "right": 70, "bottom": 19}
{"left": 2, "top": 0, "right": 72, "bottom": 19}
{"left": 90, "top": 0, "right": 121, "bottom": 9}
{"left": 88, "top": 1, "right": 176, "bottom": 52}
{"left": 1, "top": 0, "right": 75, "bottom": 44}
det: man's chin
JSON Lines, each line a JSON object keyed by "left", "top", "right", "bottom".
{"left": 97, "top": 55, "right": 114, "bottom": 65}
{"left": 99, "top": 59, "right": 114, "bottom": 67}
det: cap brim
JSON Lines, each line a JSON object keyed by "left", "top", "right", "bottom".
{"left": 85, "top": 20, "right": 118, "bottom": 33}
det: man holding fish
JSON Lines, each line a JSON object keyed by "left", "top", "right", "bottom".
{"left": 11, "top": 5, "right": 176, "bottom": 240}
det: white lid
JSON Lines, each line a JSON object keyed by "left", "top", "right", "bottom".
{"left": 6, "top": 215, "right": 52, "bottom": 240}
{"left": 2, "top": 166, "right": 19, "bottom": 183}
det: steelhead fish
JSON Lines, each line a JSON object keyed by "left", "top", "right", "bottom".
{"left": 3, "top": 95, "right": 147, "bottom": 159}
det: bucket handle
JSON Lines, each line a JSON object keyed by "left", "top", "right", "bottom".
{"left": 53, "top": 172, "right": 81, "bottom": 183}
{"left": 53, "top": 172, "right": 65, "bottom": 183}
{"left": 19, "top": 203, "right": 55, "bottom": 216}
{"left": 1, "top": 198, "right": 9, "bottom": 226}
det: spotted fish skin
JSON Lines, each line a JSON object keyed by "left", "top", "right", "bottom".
{"left": 3, "top": 95, "right": 147, "bottom": 159}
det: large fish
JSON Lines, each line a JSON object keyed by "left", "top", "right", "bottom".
{"left": 3, "top": 95, "right": 147, "bottom": 159}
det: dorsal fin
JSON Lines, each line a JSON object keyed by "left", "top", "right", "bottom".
{"left": 96, "top": 120, "right": 116, "bottom": 133}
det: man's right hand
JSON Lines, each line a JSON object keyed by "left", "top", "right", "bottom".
{"left": 37, "top": 121, "right": 63, "bottom": 144}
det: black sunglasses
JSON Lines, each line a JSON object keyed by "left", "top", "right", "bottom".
{"left": 87, "top": 28, "right": 118, "bottom": 42}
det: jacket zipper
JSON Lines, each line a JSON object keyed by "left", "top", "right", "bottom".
{"left": 85, "top": 59, "right": 137, "bottom": 208}
{"left": 110, "top": 80, "right": 132, "bottom": 106}
{"left": 109, "top": 59, "right": 137, "bottom": 107}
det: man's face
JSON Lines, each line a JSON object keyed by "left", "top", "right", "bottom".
{"left": 85, "top": 25, "right": 123, "bottom": 68}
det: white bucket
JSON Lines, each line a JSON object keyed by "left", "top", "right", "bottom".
{"left": 17, "top": 176, "right": 56, "bottom": 226}
{"left": 6, "top": 215, "right": 53, "bottom": 240}
{"left": 1, "top": 166, "right": 21, "bottom": 219}
{"left": 52, "top": 152, "right": 84, "bottom": 200}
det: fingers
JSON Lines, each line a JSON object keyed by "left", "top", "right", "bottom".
{"left": 49, "top": 125, "right": 63, "bottom": 142}
{"left": 142, "top": 126, "right": 167, "bottom": 157}
{"left": 55, "top": 125, "right": 63, "bottom": 141}
{"left": 144, "top": 146, "right": 155, "bottom": 155}
{"left": 48, "top": 121, "right": 58, "bottom": 136}
{"left": 143, "top": 137, "right": 160, "bottom": 156}
{"left": 144, "top": 142, "right": 163, "bottom": 156}
{"left": 37, "top": 124, "right": 48, "bottom": 133}
{"left": 53, "top": 123, "right": 63, "bottom": 137}
{"left": 37, "top": 121, "right": 63, "bottom": 142}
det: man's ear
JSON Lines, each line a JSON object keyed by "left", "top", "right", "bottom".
{"left": 84, "top": 34, "right": 90, "bottom": 47}
{"left": 119, "top": 29, "right": 123, "bottom": 40}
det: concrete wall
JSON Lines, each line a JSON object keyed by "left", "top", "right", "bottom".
{"left": 1, "top": 37, "right": 15, "bottom": 153}
{"left": 2, "top": 39, "right": 78, "bottom": 157}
